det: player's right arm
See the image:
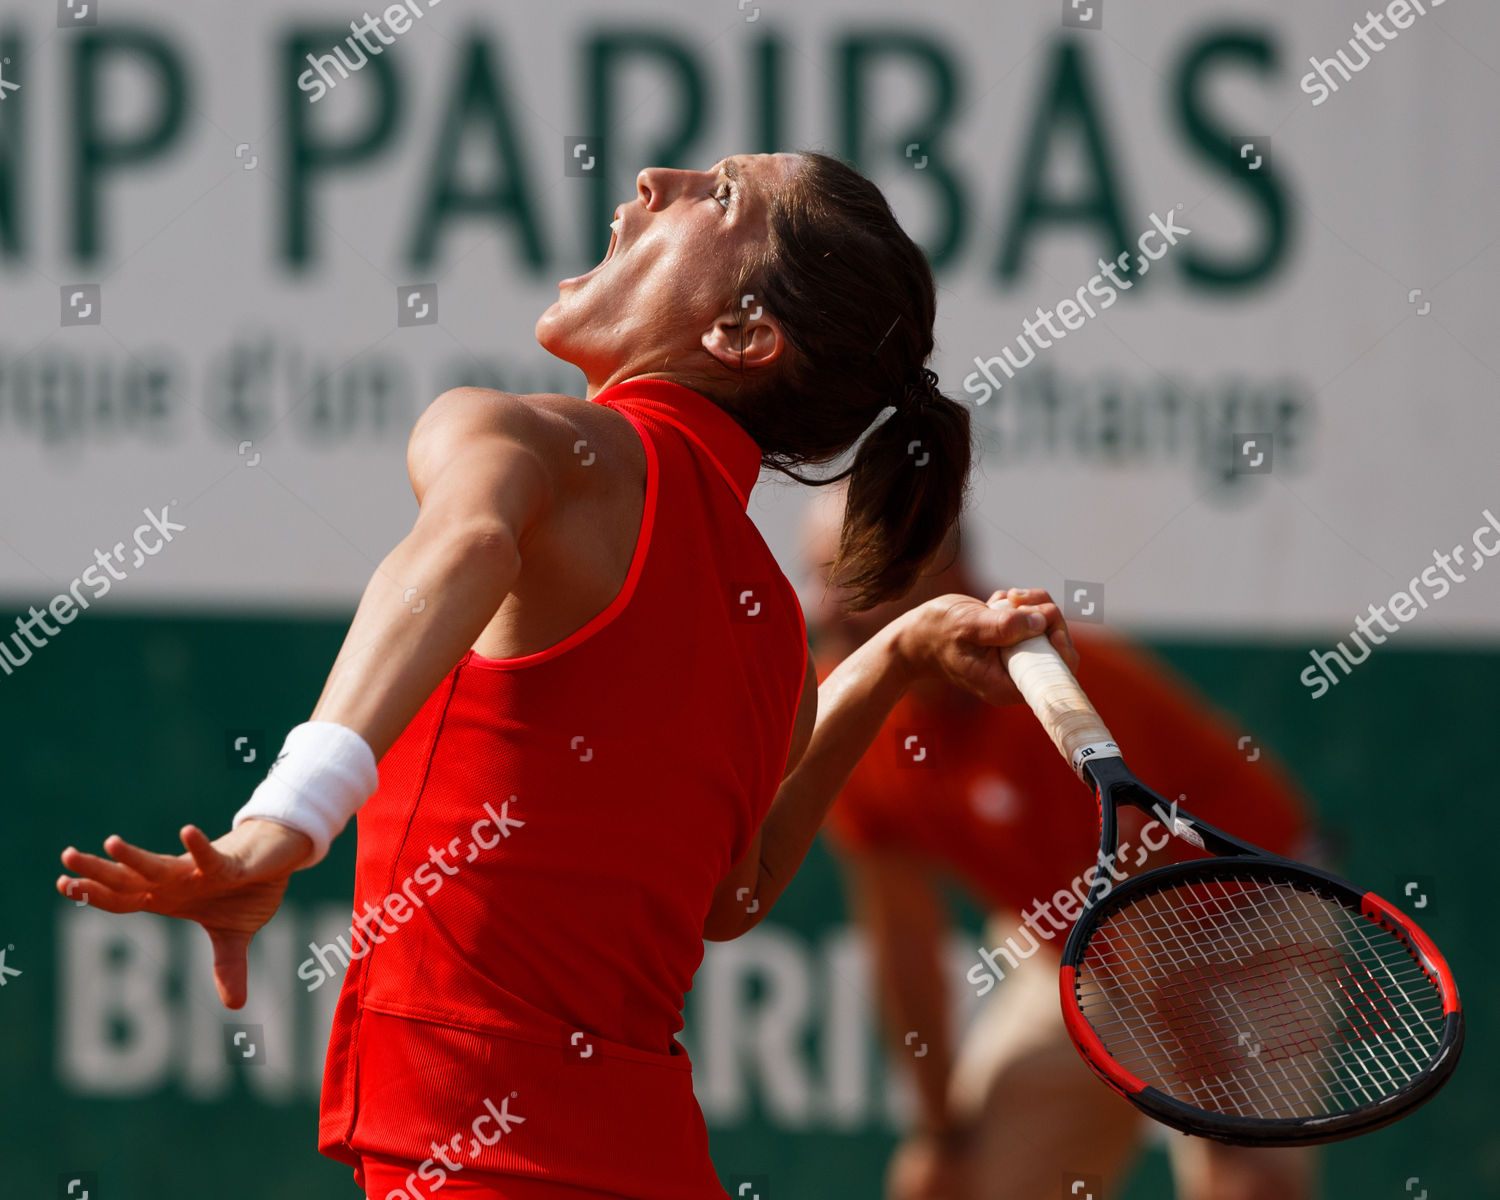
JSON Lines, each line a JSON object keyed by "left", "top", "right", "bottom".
{"left": 56, "top": 388, "right": 575, "bottom": 1006}
{"left": 306, "top": 387, "right": 568, "bottom": 757}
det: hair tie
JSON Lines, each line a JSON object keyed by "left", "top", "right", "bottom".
{"left": 902, "top": 367, "right": 941, "bottom": 412}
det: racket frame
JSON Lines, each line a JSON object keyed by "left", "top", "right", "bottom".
{"left": 1058, "top": 753, "right": 1465, "bottom": 1146}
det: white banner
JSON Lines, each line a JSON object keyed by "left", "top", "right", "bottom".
{"left": 0, "top": 0, "right": 1495, "bottom": 636}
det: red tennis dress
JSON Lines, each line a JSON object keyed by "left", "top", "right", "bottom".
{"left": 318, "top": 380, "right": 808, "bottom": 1197}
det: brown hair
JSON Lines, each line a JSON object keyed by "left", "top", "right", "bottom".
{"left": 718, "top": 151, "right": 973, "bottom": 611}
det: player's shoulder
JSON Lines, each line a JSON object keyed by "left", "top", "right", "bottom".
{"left": 408, "top": 388, "right": 642, "bottom": 485}
{"left": 411, "top": 387, "right": 584, "bottom": 449}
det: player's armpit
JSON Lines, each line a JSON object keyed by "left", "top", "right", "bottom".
{"left": 781, "top": 657, "right": 819, "bottom": 779}
{"left": 703, "top": 827, "right": 764, "bottom": 942}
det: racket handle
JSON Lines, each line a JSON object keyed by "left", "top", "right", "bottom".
{"left": 990, "top": 596, "right": 1120, "bottom": 778}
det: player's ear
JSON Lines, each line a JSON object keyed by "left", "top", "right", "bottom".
{"left": 702, "top": 301, "right": 785, "bottom": 373}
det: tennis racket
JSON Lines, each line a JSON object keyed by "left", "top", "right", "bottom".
{"left": 995, "top": 602, "right": 1463, "bottom": 1145}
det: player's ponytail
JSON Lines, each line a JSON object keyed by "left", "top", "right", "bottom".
{"left": 714, "top": 151, "right": 975, "bottom": 611}
{"left": 832, "top": 367, "right": 971, "bottom": 610}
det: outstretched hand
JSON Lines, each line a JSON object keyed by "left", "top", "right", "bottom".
{"left": 900, "top": 587, "right": 1077, "bottom": 707}
{"left": 56, "top": 819, "right": 314, "bottom": 1009}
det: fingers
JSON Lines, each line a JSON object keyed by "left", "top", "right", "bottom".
{"left": 59, "top": 844, "right": 153, "bottom": 893}
{"left": 181, "top": 825, "right": 230, "bottom": 877}
{"left": 53, "top": 874, "right": 149, "bottom": 914}
{"left": 977, "top": 594, "right": 1059, "bottom": 645}
{"left": 102, "top": 834, "right": 181, "bottom": 883}
{"left": 999, "top": 586, "right": 1052, "bottom": 607}
{"left": 207, "top": 927, "right": 252, "bottom": 1009}
{"left": 983, "top": 589, "right": 1048, "bottom": 624}
{"left": 985, "top": 589, "right": 1076, "bottom": 661}
{"left": 1050, "top": 624, "right": 1080, "bottom": 671}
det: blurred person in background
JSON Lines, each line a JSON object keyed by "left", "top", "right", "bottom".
{"left": 802, "top": 485, "right": 1320, "bottom": 1200}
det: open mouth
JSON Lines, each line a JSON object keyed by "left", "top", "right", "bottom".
{"left": 559, "top": 214, "right": 623, "bottom": 288}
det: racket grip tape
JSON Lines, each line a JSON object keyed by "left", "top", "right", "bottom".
{"left": 989, "top": 596, "right": 1120, "bottom": 777}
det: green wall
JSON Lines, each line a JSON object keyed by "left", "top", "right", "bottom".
{"left": 0, "top": 613, "right": 1491, "bottom": 1197}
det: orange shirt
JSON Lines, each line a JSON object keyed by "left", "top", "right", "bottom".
{"left": 822, "top": 627, "right": 1309, "bottom": 916}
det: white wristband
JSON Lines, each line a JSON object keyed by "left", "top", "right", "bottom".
{"left": 232, "top": 721, "right": 379, "bottom": 867}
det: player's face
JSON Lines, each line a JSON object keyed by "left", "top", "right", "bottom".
{"left": 535, "top": 153, "right": 803, "bottom": 389}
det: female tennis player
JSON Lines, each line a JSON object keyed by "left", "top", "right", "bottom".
{"left": 55, "top": 151, "right": 1077, "bottom": 1199}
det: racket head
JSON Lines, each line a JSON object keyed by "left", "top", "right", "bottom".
{"left": 1059, "top": 850, "right": 1463, "bottom": 1145}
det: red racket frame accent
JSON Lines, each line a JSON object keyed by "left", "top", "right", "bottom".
{"left": 1360, "top": 892, "right": 1462, "bottom": 1017}
{"left": 1059, "top": 964, "right": 1146, "bottom": 1096}
{"left": 1057, "top": 849, "right": 1466, "bottom": 1144}
{"left": 989, "top": 643, "right": 1466, "bottom": 1144}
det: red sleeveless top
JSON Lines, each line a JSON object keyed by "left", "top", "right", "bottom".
{"left": 317, "top": 380, "right": 808, "bottom": 1197}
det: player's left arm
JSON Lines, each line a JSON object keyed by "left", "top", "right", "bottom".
{"left": 704, "top": 588, "right": 1075, "bottom": 940}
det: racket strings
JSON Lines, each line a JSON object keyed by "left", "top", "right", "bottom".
{"left": 1074, "top": 874, "right": 1445, "bottom": 1121}
{"left": 1094, "top": 887, "right": 1436, "bottom": 1116}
